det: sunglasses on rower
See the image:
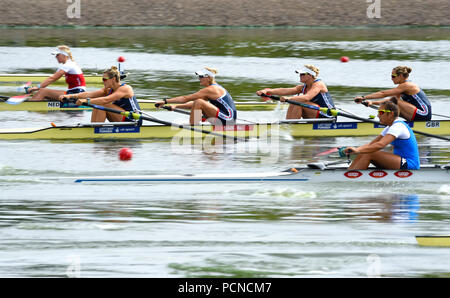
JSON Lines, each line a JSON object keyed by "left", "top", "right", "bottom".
{"left": 102, "top": 76, "right": 115, "bottom": 82}
{"left": 378, "top": 109, "right": 392, "bottom": 115}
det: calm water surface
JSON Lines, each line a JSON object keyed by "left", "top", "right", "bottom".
{"left": 0, "top": 27, "right": 449, "bottom": 278}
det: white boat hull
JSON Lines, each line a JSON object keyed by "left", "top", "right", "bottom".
{"left": 73, "top": 165, "right": 450, "bottom": 184}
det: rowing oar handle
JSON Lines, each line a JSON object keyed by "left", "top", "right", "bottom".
{"left": 62, "top": 96, "right": 78, "bottom": 104}
{"left": 154, "top": 103, "right": 173, "bottom": 112}
{"left": 260, "top": 93, "right": 334, "bottom": 118}
{"left": 260, "top": 93, "right": 280, "bottom": 101}
{"left": 361, "top": 101, "right": 370, "bottom": 107}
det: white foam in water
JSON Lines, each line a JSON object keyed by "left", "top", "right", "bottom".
{"left": 438, "top": 185, "right": 450, "bottom": 195}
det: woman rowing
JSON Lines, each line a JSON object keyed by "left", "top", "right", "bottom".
{"left": 155, "top": 67, "right": 237, "bottom": 125}
{"left": 256, "top": 64, "right": 335, "bottom": 119}
{"left": 354, "top": 66, "right": 432, "bottom": 121}
{"left": 59, "top": 66, "right": 140, "bottom": 123}
{"left": 343, "top": 98, "right": 420, "bottom": 170}
{"left": 28, "top": 45, "right": 86, "bottom": 101}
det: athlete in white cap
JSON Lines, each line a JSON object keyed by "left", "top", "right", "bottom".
{"left": 256, "top": 64, "right": 335, "bottom": 119}
{"left": 28, "top": 45, "right": 86, "bottom": 101}
{"left": 156, "top": 67, "right": 237, "bottom": 125}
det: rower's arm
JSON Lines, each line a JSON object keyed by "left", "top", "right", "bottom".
{"left": 355, "top": 134, "right": 396, "bottom": 154}
{"left": 359, "top": 85, "right": 409, "bottom": 104}
{"left": 286, "top": 84, "right": 321, "bottom": 102}
{"left": 166, "top": 87, "right": 216, "bottom": 104}
{"left": 39, "top": 69, "right": 65, "bottom": 88}
{"left": 69, "top": 89, "right": 106, "bottom": 100}
{"left": 89, "top": 86, "right": 133, "bottom": 105}
{"left": 257, "top": 85, "right": 302, "bottom": 96}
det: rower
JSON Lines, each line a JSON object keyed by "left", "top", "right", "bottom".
{"left": 59, "top": 66, "right": 141, "bottom": 123}
{"left": 344, "top": 98, "right": 420, "bottom": 170}
{"left": 155, "top": 67, "right": 237, "bottom": 125}
{"left": 28, "top": 45, "right": 86, "bottom": 101}
{"left": 256, "top": 64, "right": 335, "bottom": 119}
{"left": 354, "top": 66, "right": 432, "bottom": 121}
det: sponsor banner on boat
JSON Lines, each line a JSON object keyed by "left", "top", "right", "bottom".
{"left": 394, "top": 170, "right": 413, "bottom": 178}
{"left": 94, "top": 126, "right": 141, "bottom": 134}
{"left": 313, "top": 122, "right": 358, "bottom": 130}
{"left": 369, "top": 170, "right": 388, "bottom": 178}
{"left": 213, "top": 124, "right": 254, "bottom": 131}
{"left": 344, "top": 170, "right": 363, "bottom": 178}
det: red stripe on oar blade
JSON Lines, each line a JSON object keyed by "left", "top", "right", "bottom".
{"left": 315, "top": 147, "right": 338, "bottom": 157}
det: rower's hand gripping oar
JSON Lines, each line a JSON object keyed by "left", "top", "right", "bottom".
{"left": 82, "top": 100, "right": 248, "bottom": 142}
{"left": 306, "top": 147, "right": 351, "bottom": 170}
{"left": 155, "top": 100, "right": 211, "bottom": 122}
{"left": 259, "top": 93, "right": 335, "bottom": 119}
{"left": 2, "top": 82, "right": 33, "bottom": 105}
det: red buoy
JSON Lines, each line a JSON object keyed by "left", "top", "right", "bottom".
{"left": 119, "top": 147, "right": 133, "bottom": 161}
{"left": 118, "top": 56, "right": 126, "bottom": 63}
{"left": 340, "top": 56, "right": 349, "bottom": 63}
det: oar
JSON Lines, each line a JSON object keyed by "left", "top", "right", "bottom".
{"left": 81, "top": 101, "right": 248, "bottom": 142}
{"left": 4, "top": 81, "right": 33, "bottom": 105}
{"left": 155, "top": 102, "right": 259, "bottom": 124}
{"left": 262, "top": 94, "right": 450, "bottom": 141}
{"left": 315, "top": 147, "right": 348, "bottom": 157}
{"left": 259, "top": 93, "right": 334, "bottom": 119}
{"left": 156, "top": 104, "right": 191, "bottom": 116}
{"left": 361, "top": 100, "right": 450, "bottom": 120}
{"left": 4, "top": 94, "right": 32, "bottom": 105}
{"left": 306, "top": 159, "right": 350, "bottom": 170}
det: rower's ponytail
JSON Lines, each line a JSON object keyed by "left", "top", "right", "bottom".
{"left": 57, "top": 45, "right": 74, "bottom": 61}
{"left": 304, "top": 64, "right": 319, "bottom": 78}
{"left": 204, "top": 67, "right": 218, "bottom": 84}
{"left": 393, "top": 66, "right": 412, "bottom": 78}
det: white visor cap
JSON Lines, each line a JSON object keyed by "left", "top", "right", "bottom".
{"left": 195, "top": 68, "right": 215, "bottom": 78}
{"left": 295, "top": 68, "right": 317, "bottom": 77}
{"left": 51, "top": 48, "right": 69, "bottom": 57}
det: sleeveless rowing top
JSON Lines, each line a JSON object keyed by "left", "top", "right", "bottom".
{"left": 209, "top": 84, "right": 237, "bottom": 124}
{"left": 401, "top": 86, "right": 431, "bottom": 121}
{"left": 383, "top": 120, "right": 420, "bottom": 170}
{"left": 301, "top": 79, "right": 335, "bottom": 109}
{"left": 109, "top": 83, "right": 141, "bottom": 112}
{"left": 57, "top": 59, "right": 86, "bottom": 91}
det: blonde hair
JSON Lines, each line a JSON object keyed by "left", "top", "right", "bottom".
{"left": 393, "top": 66, "right": 412, "bottom": 78}
{"left": 304, "top": 64, "right": 319, "bottom": 78}
{"left": 57, "top": 45, "right": 74, "bottom": 61}
{"left": 204, "top": 67, "right": 218, "bottom": 84}
{"left": 103, "top": 66, "right": 121, "bottom": 82}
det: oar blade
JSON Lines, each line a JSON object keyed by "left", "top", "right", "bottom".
{"left": 315, "top": 147, "right": 339, "bottom": 157}
{"left": 6, "top": 94, "right": 30, "bottom": 105}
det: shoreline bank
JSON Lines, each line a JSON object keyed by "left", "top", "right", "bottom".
{"left": 1, "top": 0, "right": 449, "bottom": 27}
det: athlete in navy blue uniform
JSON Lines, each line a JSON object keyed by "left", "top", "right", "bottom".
{"left": 60, "top": 66, "right": 140, "bottom": 123}
{"left": 344, "top": 99, "right": 420, "bottom": 170}
{"left": 156, "top": 67, "right": 237, "bottom": 125}
{"left": 256, "top": 64, "right": 335, "bottom": 119}
{"left": 354, "top": 66, "right": 432, "bottom": 121}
